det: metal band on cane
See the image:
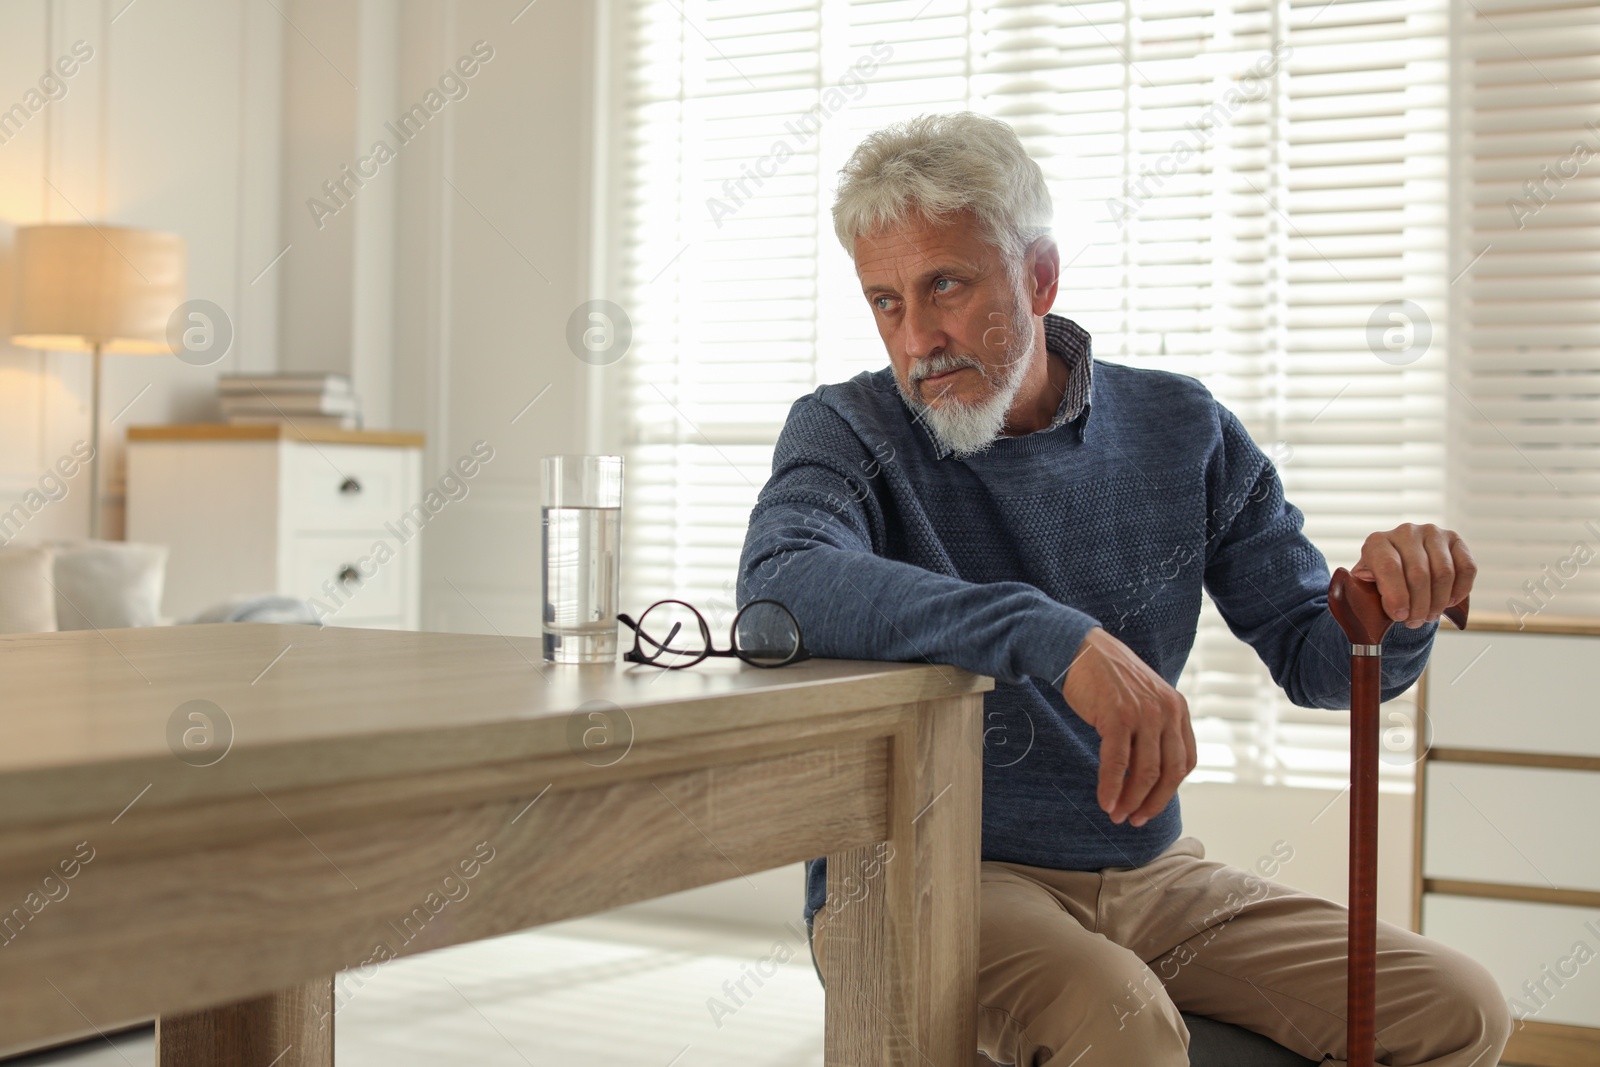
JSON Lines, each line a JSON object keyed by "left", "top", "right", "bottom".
{"left": 1350, "top": 643, "right": 1382, "bottom": 657}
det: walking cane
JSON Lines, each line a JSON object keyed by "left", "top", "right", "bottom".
{"left": 1328, "top": 567, "right": 1468, "bottom": 1067}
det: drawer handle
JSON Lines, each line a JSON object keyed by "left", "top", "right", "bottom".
{"left": 338, "top": 565, "right": 362, "bottom": 586}
{"left": 339, "top": 476, "right": 363, "bottom": 495}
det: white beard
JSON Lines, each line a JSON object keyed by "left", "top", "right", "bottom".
{"left": 897, "top": 306, "right": 1038, "bottom": 459}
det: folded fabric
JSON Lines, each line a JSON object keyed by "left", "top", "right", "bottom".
{"left": 0, "top": 545, "right": 58, "bottom": 633}
{"left": 179, "top": 594, "right": 319, "bottom": 626}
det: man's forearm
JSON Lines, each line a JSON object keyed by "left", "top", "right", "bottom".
{"left": 738, "top": 507, "right": 1099, "bottom": 686}
{"left": 1280, "top": 609, "right": 1438, "bottom": 710}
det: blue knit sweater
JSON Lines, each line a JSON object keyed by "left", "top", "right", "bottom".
{"left": 735, "top": 314, "right": 1436, "bottom": 925}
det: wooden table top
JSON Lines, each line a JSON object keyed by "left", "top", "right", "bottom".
{"left": 0, "top": 624, "right": 989, "bottom": 830}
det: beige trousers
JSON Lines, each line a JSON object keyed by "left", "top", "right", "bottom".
{"left": 811, "top": 836, "right": 1511, "bottom": 1067}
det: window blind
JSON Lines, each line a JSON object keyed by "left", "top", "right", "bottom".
{"left": 1450, "top": 0, "right": 1600, "bottom": 624}
{"left": 610, "top": 0, "right": 1458, "bottom": 787}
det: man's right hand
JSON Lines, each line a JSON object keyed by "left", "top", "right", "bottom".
{"left": 1060, "top": 627, "right": 1197, "bottom": 828}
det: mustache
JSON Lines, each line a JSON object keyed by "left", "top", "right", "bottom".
{"left": 909, "top": 353, "right": 988, "bottom": 385}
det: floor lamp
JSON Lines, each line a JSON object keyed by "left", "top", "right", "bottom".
{"left": 10, "top": 224, "right": 186, "bottom": 539}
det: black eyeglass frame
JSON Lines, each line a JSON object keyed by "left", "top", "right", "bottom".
{"left": 618, "top": 598, "right": 810, "bottom": 670}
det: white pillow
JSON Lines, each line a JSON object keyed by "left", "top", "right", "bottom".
{"left": 49, "top": 540, "right": 168, "bottom": 630}
{"left": 0, "top": 545, "right": 58, "bottom": 633}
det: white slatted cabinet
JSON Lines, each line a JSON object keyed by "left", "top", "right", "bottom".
{"left": 1417, "top": 615, "right": 1600, "bottom": 1065}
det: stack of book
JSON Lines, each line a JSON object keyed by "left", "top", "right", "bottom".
{"left": 218, "top": 373, "right": 361, "bottom": 429}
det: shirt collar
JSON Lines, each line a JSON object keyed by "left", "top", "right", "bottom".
{"left": 916, "top": 313, "right": 1096, "bottom": 460}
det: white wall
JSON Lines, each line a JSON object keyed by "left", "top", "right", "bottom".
{"left": 275, "top": 0, "right": 399, "bottom": 432}
{"left": 0, "top": 0, "right": 593, "bottom": 641}
{"left": 390, "top": 0, "right": 597, "bottom": 635}
{"left": 0, "top": 0, "right": 283, "bottom": 542}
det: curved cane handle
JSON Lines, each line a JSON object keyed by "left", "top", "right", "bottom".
{"left": 1329, "top": 566, "right": 1469, "bottom": 645}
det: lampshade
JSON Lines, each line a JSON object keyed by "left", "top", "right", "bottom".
{"left": 9, "top": 224, "right": 186, "bottom": 353}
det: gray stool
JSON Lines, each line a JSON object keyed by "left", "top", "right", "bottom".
{"left": 971, "top": 1016, "right": 1317, "bottom": 1066}
{"left": 1180, "top": 1013, "right": 1320, "bottom": 1066}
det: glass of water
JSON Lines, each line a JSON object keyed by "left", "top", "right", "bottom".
{"left": 541, "top": 455, "right": 623, "bottom": 663}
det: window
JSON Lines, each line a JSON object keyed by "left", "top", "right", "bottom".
{"left": 1449, "top": 0, "right": 1600, "bottom": 624}
{"left": 607, "top": 0, "right": 1595, "bottom": 786}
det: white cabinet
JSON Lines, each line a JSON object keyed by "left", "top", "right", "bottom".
{"left": 1423, "top": 896, "right": 1600, "bottom": 1031}
{"left": 126, "top": 424, "right": 425, "bottom": 629}
{"left": 1426, "top": 630, "right": 1600, "bottom": 757}
{"left": 1417, "top": 615, "right": 1600, "bottom": 1066}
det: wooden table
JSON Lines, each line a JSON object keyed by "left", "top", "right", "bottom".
{"left": 0, "top": 623, "right": 990, "bottom": 1065}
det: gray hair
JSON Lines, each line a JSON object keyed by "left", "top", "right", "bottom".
{"left": 831, "top": 112, "right": 1053, "bottom": 263}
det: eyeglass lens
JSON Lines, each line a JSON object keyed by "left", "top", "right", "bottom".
{"left": 634, "top": 601, "right": 710, "bottom": 668}
{"left": 733, "top": 601, "right": 801, "bottom": 666}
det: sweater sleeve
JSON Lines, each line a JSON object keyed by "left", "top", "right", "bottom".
{"left": 1201, "top": 403, "right": 1435, "bottom": 709}
{"left": 737, "top": 394, "right": 1101, "bottom": 686}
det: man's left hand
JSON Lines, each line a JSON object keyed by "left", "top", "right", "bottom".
{"left": 1350, "top": 523, "right": 1476, "bottom": 629}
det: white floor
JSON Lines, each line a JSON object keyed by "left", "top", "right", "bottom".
{"left": 8, "top": 913, "right": 826, "bottom": 1067}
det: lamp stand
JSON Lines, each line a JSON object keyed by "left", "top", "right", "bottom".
{"left": 88, "top": 341, "right": 103, "bottom": 541}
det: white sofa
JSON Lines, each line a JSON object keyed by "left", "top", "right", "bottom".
{"left": 0, "top": 540, "right": 316, "bottom": 633}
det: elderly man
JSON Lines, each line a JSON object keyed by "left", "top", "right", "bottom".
{"left": 735, "top": 113, "right": 1510, "bottom": 1067}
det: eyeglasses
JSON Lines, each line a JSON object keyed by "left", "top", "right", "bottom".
{"left": 618, "top": 599, "right": 810, "bottom": 670}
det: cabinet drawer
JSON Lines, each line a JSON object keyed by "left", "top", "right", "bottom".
{"left": 282, "top": 443, "right": 411, "bottom": 532}
{"left": 285, "top": 534, "right": 404, "bottom": 623}
{"left": 1427, "top": 630, "right": 1600, "bottom": 758}
{"left": 1424, "top": 762, "right": 1600, "bottom": 892}
{"left": 1422, "top": 894, "right": 1600, "bottom": 1029}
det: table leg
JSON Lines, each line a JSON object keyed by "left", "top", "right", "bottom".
{"left": 821, "top": 693, "right": 983, "bottom": 1066}
{"left": 156, "top": 977, "right": 334, "bottom": 1067}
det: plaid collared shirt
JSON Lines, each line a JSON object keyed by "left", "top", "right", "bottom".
{"left": 920, "top": 312, "right": 1096, "bottom": 460}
